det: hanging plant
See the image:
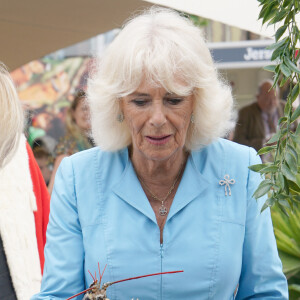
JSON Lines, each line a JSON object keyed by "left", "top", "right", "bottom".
{"left": 253, "top": 1, "right": 300, "bottom": 297}
{"left": 250, "top": 0, "right": 300, "bottom": 214}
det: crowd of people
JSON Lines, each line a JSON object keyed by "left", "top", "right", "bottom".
{"left": 0, "top": 6, "right": 290, "bottom": 300}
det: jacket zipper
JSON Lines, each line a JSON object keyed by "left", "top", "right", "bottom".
{"left": 160, "top": 243, "right": 163, "bottom": 300}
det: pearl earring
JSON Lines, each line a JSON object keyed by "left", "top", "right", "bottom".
{"left": 117, "top": 113, "right": 124, "bottom": 123}
{"left": 190, "top": 113, "right": 195, "bottom": 124}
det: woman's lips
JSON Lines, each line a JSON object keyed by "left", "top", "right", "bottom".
{"left": 145, "top": 135, "right": 171, "bottom": 145}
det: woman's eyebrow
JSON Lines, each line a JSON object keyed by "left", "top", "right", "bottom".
{"left": 129, "top": 92, "right": 150, "bottom": 97}
{"left": 164, "top": 92, "right": 184, "bottom": 97}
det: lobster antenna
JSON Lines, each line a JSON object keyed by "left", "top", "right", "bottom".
{"left": 109, "top": 270, "right": 183, "bottom": 286}
{"left": 98, "top": 262, "right": 101, "bottom": 284}
{"left": 101, "top": 264, "right": 107, "bottom": 281}
{"left": 66, "top": 269, "right": 183, "bottom": 300}
{"left": 66, "top": 286, "right": 94, "bottom": 300}
{"left": 88, "top": 270, "right": 95, "bottom": 282}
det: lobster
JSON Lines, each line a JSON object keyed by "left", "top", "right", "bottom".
{"left": 66, "top": 263, "right": 183, "bottom": 300}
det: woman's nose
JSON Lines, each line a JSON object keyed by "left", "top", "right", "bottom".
{"left": 149, "top": 102, "right": 167, "bottom": 127}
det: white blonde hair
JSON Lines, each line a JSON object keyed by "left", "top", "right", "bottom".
{"left": 88, "top": 7, "right": 235, "bottom": 151}
{"left": 0, "top": 63, "right": 24, "bottom": 168}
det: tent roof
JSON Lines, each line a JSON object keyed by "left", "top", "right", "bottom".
{"left": 0, "top": 0, "right": 150, "bottom": 71}
{"left": 2, "top": 0, "right": 297, "bottom": 71}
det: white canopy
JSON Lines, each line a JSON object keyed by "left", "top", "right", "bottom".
{"left": 1, "top": 0, "right": 297, "bottom": 70}
{"left": 145, "top": 0, "right": 284, "bottom": 38}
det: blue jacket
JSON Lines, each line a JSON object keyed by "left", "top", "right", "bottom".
{"left": 32, "top": 139, "right": 288, "bottom": 299}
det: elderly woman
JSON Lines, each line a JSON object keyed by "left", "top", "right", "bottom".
{"left": 0, "top": 63, "right": 50, "bottom": 299}
{"left": 32, "top": 8, "right": 288, "bottom": 300}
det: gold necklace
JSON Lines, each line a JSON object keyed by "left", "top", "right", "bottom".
{"left": 137, "top": 162, "right": 185, "bottom": 216}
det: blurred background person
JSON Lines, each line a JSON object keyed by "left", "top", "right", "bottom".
{"left": 33, "top": 146, "right": 53, "bottom": 186}
{"left": 31, "top": 134, "right": 57, "bottom": 157}
{"left": 233, "top": 80, "right": 284, "bottom": 152}
{"left": 48, "top": 90, "right": 94, "bottom": 194}
{"left": 0, "top": 62, "right": 50, "bottom": 299}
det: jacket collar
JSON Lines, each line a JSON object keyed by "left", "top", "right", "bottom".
{"left": 112, "top": 149, "right": 211, "bottom": 224}
{"left": 167, "top": 152, "right": 211, "bottom": 221}
{"left": 112, "top": 155, "right": 157, "bottom": 224}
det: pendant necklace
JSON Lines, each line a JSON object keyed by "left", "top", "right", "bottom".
{"left": 137, "top": 162, "right": 185, "bottom": 216}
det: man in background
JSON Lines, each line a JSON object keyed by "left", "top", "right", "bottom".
{"left": 233, "top": 80, "right": 284, "bottom": 152}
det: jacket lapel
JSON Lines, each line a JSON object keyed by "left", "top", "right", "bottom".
{"left": 167, "top": 152, "right": 211, "bottom": 221}
{"left": 112, "top": 157, "right": 157, "bottom": 224}
{"left": 112, "top": 150, "right": 211, "bottom": 224}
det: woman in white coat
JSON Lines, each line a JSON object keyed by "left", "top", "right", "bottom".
{"left": 0, "top": 63, "right": 50, "bottom": 300}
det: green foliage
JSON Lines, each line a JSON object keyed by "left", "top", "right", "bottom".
{"left": 253, "top": 0, "right": 300, "bottom": 213}
{"left": 188, "top": 14, "right": 208, "bottom": 27}
{"left": 256, "top": 1, "right": 300, "bottom": 296}
{"left": 272, "top": 205, "right": 300, "bottom": 299}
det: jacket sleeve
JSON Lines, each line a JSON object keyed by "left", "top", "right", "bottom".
{"left": 236, "top": 148, "right": 288, "bottom": 299}
{"left": 31, "top": 157, "right": 85, "bottom": 300}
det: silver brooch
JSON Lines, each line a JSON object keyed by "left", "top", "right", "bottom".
{"left": 219, "top": 174, "right": 235, "bottom": 196}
